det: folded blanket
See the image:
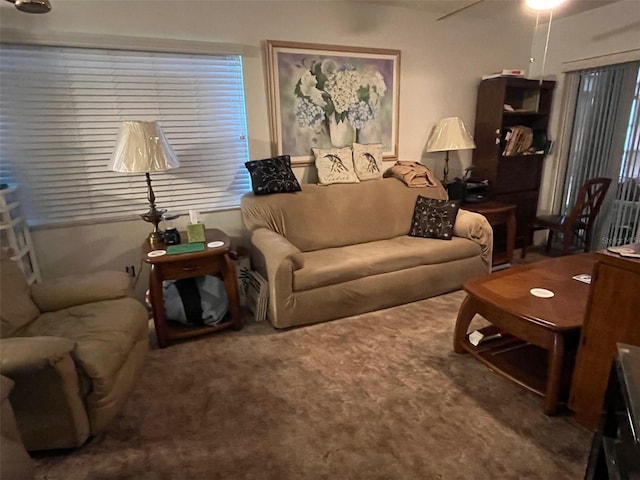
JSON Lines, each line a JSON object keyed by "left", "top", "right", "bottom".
{"left": 383, "top": 161, "right": 438, "bottom": 188}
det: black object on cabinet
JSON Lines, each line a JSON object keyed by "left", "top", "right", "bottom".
{"left": 471, "top": 77, "right": 555, "bottom": 248}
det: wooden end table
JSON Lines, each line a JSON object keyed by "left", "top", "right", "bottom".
{"left": 463, "top": 201, "right": 516, "bottom": 267}
{"left": 142, "top": 228, "right": 242, "bottom": 348}
{"left": 453, "top": 253, "right": 598, "bottom": 415}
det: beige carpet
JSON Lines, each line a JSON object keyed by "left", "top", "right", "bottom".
{"left": 33, "top": 290, "right": 591, "bottom": 479}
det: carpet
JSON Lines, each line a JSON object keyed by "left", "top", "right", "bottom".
{"left": 34, "top": 290, "right": 591, "bottom": 479}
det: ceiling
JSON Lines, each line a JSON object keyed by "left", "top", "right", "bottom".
{"left": 360, "top": 0, "right": 621, "bottom": 21}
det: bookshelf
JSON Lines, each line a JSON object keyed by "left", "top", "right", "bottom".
{"left": 471, "top": 77, "right": 555, "bottom": 247}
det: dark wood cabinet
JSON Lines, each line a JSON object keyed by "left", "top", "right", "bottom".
{"left": 471, "top": 77, "right": 555, "bottom": 247}
{"left": 569, "top": 249, "right": 640, "bottom": 430}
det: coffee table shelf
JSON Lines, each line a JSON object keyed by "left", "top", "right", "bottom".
{"left": 462, "top": 327, "right": 548, "bottom": 397}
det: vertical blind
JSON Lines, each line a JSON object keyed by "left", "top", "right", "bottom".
{"left": 560, "top": 61, "right": 640, "bottom": 249}
{"left": 604, "top": 65, "right": 640, "bottom": 246}
{"left": 561, "top": 64, "right": 625, "bottom": 213}
{"left": 0, "top": 44, "right": 251, "bottom": 226}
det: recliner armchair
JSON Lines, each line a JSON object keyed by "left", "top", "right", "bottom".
{"left": 0, "top": 250, "right": 149, "bottom": 451}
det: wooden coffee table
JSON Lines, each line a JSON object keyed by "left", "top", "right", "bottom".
{"left": 453, "top": 253, "right": 599, "bottom": 415}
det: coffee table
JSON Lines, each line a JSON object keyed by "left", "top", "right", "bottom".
{"left": 453, "top": 253, "right": 598, "bottom": 415}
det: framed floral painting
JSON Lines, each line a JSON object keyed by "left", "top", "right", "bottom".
{"left": 265, "top": 40, "right": 400, "bottom": 164}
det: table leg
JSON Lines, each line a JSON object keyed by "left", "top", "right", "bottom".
{"left": 544, "top": 333, "right": 564, "bottom": 415}
{"left": 223, "top": 254, "right": 243, "bottom": 331}
{"left": 149, "top": 264, "right": 169, "bottom": 349}
{"left": 454, "top": 295, "right": 476, "bottom": 354}
{"left": 505, "top": 208, "right": 516, "bottom": 265}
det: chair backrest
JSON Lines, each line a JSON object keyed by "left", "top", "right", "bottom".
{"left": 567, "top": 177, "right": 612, "bottom": 229}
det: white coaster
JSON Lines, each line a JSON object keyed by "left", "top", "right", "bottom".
{"left": 207, "top": 241, "right": 224, "bottom": 248}
{"left": 147, "top": 250, "right": 167, "bottom": 257}
{"left": 530, "top": 288, "right": 554, "bottom": 298}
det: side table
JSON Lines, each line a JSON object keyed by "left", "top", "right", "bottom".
{"left": 463, "top": 201, "right": 516, "bottom": 268}
{"left": 142, "top": 228, "right": 242, "bottom": 348}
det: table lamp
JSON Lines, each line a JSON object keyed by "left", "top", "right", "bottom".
{"left": 426, "top": 117, "right": 476, "bottom": 185}
{"left": 108, "top": 121, "right": 180, "bottom": 247}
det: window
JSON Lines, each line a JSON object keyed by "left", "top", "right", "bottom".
{"left": 0, "top": 43, "right": 251, "bottom": 227}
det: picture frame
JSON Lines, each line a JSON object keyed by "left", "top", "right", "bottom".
{"left": 265, "top": 40, "right": 400, "bottom": 165}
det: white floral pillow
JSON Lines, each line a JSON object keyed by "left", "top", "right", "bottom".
{"left": 352, "top": 143, "right": 384, "bottom": 181}
{"left": 312, "top": 147, "right": 360, "bottom": 185}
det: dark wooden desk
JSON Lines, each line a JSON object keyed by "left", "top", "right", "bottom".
{"left": 569, "top": 246, "right": 640, "bottom": 429}
{"left": 142, "top": 228, "right": 242, "bottom": 348}
{"left": 463, "top": 201, "right": 516, "bottom": 267}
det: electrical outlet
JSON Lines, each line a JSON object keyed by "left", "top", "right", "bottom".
{"left": 124, "top": 265, "right": 136, "bottom": 278}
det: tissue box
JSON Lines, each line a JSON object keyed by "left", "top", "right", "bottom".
{"left": 187, "top": 223, "right": 206, "bottom": 243}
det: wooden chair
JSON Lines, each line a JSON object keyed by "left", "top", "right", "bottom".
{"left": 521, "top": 177, "right": 612, "bottom": 258}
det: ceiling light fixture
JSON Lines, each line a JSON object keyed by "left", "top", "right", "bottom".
{"left": 5, "top": 0, "right": 51, "bottom": 13}
{"left": 525, "top": 0, "right": 567, "bottom": 10}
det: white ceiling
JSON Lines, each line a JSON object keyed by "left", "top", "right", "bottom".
{"left": 359, "top": 0, "right": 621, "bottom": 21}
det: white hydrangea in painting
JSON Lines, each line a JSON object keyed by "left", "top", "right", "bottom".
{"left": 294, "top": 59, "right": 387, "bottom": 137}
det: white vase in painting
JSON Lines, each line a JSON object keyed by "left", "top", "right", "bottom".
{"left": 328, "top": 116, "right": 355, "bottom": 148}
{"left": 355, "top": 121, "right": 381, "bottom": 145}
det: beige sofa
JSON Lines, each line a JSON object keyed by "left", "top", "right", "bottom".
{"left": 241, "top": 177, "right": 492, "bottom": 328}
{"left": 0, "top": 252, "right": 149, "bottom": 451}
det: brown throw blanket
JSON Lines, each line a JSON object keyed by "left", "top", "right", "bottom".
{"left": 383, "top": 161, "right": 438, "bottom": 188}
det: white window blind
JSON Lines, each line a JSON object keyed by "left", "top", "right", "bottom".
{"left": 0, "top": 44, "right": 251, "bottom": 226}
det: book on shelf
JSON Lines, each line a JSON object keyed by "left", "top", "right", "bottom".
{"left": 482, "top": 69, "right": 526, "bottom": 80}
{"left": 502, "top": 126, "right": 533, "bottom": 156}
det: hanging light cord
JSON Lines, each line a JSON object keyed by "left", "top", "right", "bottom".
{"left": 530, "top": 11, "right": 540, "bottom": 65}
{"left": 540, "top": 9, "right": 553, "bottom": 85}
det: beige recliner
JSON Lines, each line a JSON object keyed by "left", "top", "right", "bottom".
{"left": 0, "top": 251, "right": 149, "bottom": 451}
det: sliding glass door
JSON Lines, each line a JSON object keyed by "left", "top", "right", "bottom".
{"left": 561, "top": 61, "right": 640, "bottom": 249}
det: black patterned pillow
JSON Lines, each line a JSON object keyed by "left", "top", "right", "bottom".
{"left": 409, "top": 196, "right": 460, "bottom": 240}
{"left": 244, "top": 155, "right": 302, "bottom": 195}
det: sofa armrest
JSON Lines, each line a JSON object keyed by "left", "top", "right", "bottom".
{"left": 31, "top": 271, "right": 131, "bottom": 312}
{"left": 1, "top": 336, "right": 90, "bottom": 450}
{"left": 249, "top": 228, "right": 303, "bottom": 321}
{"left": 454, "top": 209, "right": 493, "bottom": 272}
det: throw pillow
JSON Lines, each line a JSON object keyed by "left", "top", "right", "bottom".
{"left": 409, "top": 196, "right": 460, "bottom": 240}
{"left": 352, "top": 142, "right": 384, "bottom": 181}
{"left": 312, "top": 147, "right": 360, "bottom": 185}
{"left": 244, "top": 155, "right": 302, "bottom": 195}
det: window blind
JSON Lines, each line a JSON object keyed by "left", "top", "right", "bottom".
{"left": 0, "top": 44, "right": 251, "bottom": 226}
{"left": 560, "top": 61, "right": 640, "bottom": 249}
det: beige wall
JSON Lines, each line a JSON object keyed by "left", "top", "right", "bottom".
{"left": 1, "top": 0, "right": 539, "bottom": 292}
{"left": 529, "top": 0, "right": 640, "bottom": 214}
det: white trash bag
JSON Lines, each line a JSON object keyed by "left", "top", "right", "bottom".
{"left": 162, "top": 275, "right": 228, "bottom": 326}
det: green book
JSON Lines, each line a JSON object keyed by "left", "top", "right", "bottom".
{"left": 166, "top": 243, "right": 205, "bottom": 255}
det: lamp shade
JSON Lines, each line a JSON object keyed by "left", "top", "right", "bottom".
{"left": 108, "top": 121, "right": 179, "bottom": 173}
{"left": 426, "top": 117, "right": 476, "bottom": 152}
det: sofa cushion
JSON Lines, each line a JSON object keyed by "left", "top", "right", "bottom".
{"left": 293, "top": 235, "right": 481, "bottom": 292}
{"left": 312, "top": 146, "right": 360, "bottom": 185}
{"left": 20, "top": 297, "right": 148, "bottom": 401}
{"left": 409, "top": 196, "right": 460, "bottom": 240}
{"left": 0, "top": 251, "right": 39, "bottom": 339}
{"left": 244, "top": 155, "right": 301, "bottom": 195}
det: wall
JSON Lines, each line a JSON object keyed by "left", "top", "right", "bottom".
{"left": 529, "top": 0, "right": 640, "bottom": 214}
{"left": 0, "top": 0, "right": 534, "bottom": 294}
